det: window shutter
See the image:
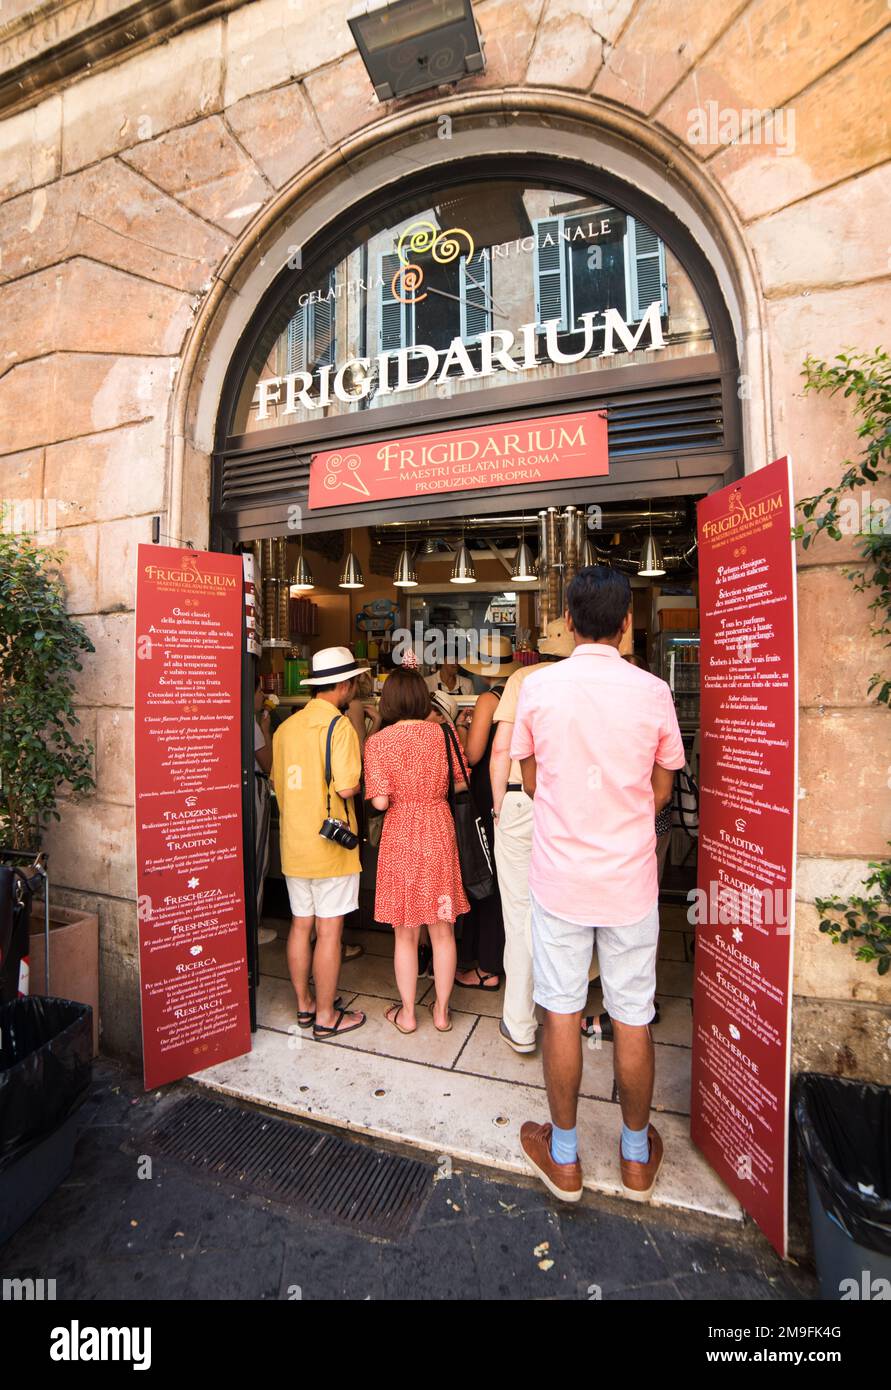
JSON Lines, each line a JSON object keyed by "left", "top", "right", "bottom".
{"left": 627, "top": 216, "right": 667, "bottom": 321}
{"left": 310, "top": 272, "right": 335, "bottom": 368}
{"left": 379, "top": 251, "right": 413, "bottom": 352}
{"left": 459, "top": 250, "right": 492, "bottom": 341}
{"left": 285, "top": 306, "right": 307, "bottom": 374}
{"left": 533, "top": 216, "right": 567, "bottom": 330}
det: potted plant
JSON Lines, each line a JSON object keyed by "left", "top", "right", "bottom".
{"left": 0, "top": 521, "right": 99, "bottom": 1048}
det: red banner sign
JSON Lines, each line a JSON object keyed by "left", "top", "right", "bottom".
{"left": 134, "top": 545, "right": 251, "bottom": 1090}
{"left": 308, "top": 408, "right": 608, "bottom": 509}
{"left": 691, "top": 457, "right": 798, "bottom": 1257}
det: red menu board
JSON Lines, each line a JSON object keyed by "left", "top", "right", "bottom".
{"left": 691, "top": 457, "right": 798, "bottom": 1257}
{"left": 134, "top": 545, "right": 251, "bottom": 1090}
{"left": 308, "top": 409, "right": 608, "bottom": 509}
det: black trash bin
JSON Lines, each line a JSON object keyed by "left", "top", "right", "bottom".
{"left": 795, "top": 1072, "right": 891, "bottom": 1299}
{"left": 0, "top": 996, "right": 93, "bottom": 1246}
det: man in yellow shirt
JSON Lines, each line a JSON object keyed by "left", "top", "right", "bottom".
{"left": 272, "top": 647, "right": 368, "bottom": 1040}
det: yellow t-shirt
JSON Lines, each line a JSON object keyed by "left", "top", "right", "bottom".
{"left": 272, "top": 699, "right": 362, "bottom": 879}
{"left": 493, "top": 663, "right": 550, "bottom": 785}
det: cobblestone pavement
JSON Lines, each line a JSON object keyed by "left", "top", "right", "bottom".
{"left": 0, "top": 1060, "right": 817, "bottom": 1302}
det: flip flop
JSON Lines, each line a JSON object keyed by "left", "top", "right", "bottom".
{"left": 428, "top": 1002, "right": 452, "bottom": 1033}
{"left": 297, "top": 995, "right": 343, "bottom": 1029}
{"left": 313, "top": 1007, "right": 366, "bottom": 1041}
{"left": 454, "top": 968, "right": 500, "bottom": 991}
{"left": 386, "top": 1003, "right": 417, "bottom": 1035}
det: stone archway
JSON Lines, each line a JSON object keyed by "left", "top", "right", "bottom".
{"left": 167, "top": 89, "right": 770, "bottom": 549}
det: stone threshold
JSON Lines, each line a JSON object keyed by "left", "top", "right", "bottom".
{"left": 193, "top": 989, "right": 742, "bottom": 1223}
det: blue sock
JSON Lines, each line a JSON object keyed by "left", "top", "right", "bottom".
{"left": 550, "top": 1123, "right": 578, "bottom": 1165}
{"left": 621, "top": 1123, "right": 650, "bottom": 1163}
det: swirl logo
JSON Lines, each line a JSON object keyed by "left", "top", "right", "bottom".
{"left": 392, "top": 219, "right": 475, "bottom": 303}
{"left": 391, "top": 260, "right": 426, "bottom": 304}
{"left": 322, "top": 452, "right": 370, "bottom": 498}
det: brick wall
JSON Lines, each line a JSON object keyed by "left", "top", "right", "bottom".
{"left": 0, "top": 0, "right": 888, "bottom": 1071}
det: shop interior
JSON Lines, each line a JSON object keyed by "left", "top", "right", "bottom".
{"left": 248, "top": 497, "right": 700, "bottom": 929}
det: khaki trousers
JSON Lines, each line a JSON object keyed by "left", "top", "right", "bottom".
{"left": 494, "top": 789, "right": 537, "bottom": 1046}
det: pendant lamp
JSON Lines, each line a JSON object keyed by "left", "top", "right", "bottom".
{"left": 450, "top": 529, "right": 476, "bottom": 584}
{"left": 393, "top": 527, "right": 418, "bottom": 587}
{"left": 290, "top": 541, "right": 314, "bottom": 593}
{"left": 338, "top": 531, "right": 365, "bottom": 589}
{"left": 511, "top": 516, "right": 537, "bottom": 583}
{"left": 638, "top": 533, "right": 666, "bottom": 578}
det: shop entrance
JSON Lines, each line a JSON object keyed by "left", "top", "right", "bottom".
{"left": 194, "top": 493, "right": 738, "bottom": 1220}
{"left": 194, "top": 153, "right": 744, "bottom": 1216}
{"left": 250, "top": 498, "right": 702, "bottom": 939}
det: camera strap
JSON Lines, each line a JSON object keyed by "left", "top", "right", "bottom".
{"left": 323, "top": 716, "right": 353, "bottom": 830}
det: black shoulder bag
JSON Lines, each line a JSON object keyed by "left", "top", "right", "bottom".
{"left": 318, "top": 717, "right": 360, "bottom": 851}
{"left": 442, "top": 722, "right": 494, "bottom": 902}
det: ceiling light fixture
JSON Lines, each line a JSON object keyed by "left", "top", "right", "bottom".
{"left": 393, "top": 526, "right": 418, "bottom": 587}
{"left": 290, "top": 541, "right": 314, "bottom": 594}
{"left": 338, "top": 530, "right": 365, "bottom": 589}
{"left": 450, "top": 523, "right": 476, "bottom": 584}
{"left": 511, "top": 516, "right": 537, "bottom": 583}
{"left": 638, "top": 505, "right": 666, "bottom": 577}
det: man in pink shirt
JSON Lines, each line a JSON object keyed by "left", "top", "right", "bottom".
{"left": 510, "top": 566, "right": 685, "bottom": 1204}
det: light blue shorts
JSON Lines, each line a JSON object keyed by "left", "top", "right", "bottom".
{"left": 530, "top": 892, "right": 660, "bottom": 1025}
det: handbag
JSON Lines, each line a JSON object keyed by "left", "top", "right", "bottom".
{"left": 672, "top": 761, "right": 699, "bottom": 837}
{"left": 318, "top": 717, "right": 360, "bottom": 852}
{"left": 365, "top": 805, "right": 386, "bottom": 849}
{"left": 441, "top": 721, "right": 494, "bottom": 902}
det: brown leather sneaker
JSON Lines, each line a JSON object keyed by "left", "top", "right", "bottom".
{"left": 520, "top": 1121, "right": 583, "bottom": 1203}
{"left": 619, "top": 1123, "right": 664, "bottom": 1202}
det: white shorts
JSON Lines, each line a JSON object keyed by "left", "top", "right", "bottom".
{"left": 530, "top": 892, "right": 660, "bottom": 1025}
{"left": 285, "top": 873, "right": 360, "bottom": 920}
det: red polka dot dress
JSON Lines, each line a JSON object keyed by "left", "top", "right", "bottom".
{"left": 363, "top": 720, "right": 470, "bottom": 930}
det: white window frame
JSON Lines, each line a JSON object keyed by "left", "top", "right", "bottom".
{"left": 459, "top": 251, "right": 492, "bottom": 343}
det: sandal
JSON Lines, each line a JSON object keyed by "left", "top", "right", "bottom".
{"left": 454, "top": 968, "right": 500, "bottom": 991}
{"left": 385, "top": 1003, "right": 417, "bottom": 1035}
{"left": 312, "top": 1007, "right": 366, "bottom": 1041}
{"left": 297, "top": 995, "right": 343, "bottom": 1029}
{"left": 581, "top": 1004, "right": 660, "bottom": 1040}
{"left": 428, "top": 1002, "right": 452, "bottom": 1033}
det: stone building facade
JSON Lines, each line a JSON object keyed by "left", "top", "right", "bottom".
{"left": 1, "top": 0, "right": 889, "bottom": 1080}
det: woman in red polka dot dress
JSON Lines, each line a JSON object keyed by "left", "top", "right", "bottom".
{"left": 364, "top": 667, "right": 471, "bottom": 1036}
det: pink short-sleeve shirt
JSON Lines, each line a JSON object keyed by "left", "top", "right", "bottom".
{"left": 510, "top": 643, "right": 685, "bottom": 926}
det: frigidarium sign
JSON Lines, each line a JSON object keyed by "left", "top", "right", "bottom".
{"left": 253, "top": 302, "right": 666, "bottom": 420}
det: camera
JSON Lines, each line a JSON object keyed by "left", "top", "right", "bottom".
{"left": 319, "top": 817, "right": 360, "bottom": 851}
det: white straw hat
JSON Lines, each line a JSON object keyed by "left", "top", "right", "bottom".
{"left": 303, "top": 645, "right": 369, "bottom": 685}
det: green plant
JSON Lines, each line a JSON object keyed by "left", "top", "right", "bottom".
{"left": 794, "top": 348, "right": 890, "bottom": 706}
{"left": 0, "top": 524, "right": 95, "bottom": 852}
{"left": 816, "top": 855, "right": 891, "bottom": 976}
{"left": 794, "top": 349, "right": 890, "bottom": 976}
